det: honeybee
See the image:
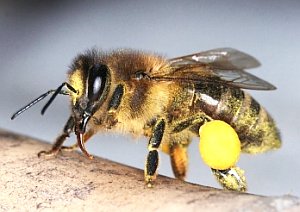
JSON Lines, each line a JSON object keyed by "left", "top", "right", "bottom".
{"left": 11, "top": 48, "right": 281, "bottom": 191}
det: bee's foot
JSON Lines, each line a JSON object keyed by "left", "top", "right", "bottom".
{"left": 145, "top": 176, "right": 155, "bottom": 188}
{"left": 146, "top": 181, "right": 154, "bottom": 188}
{"left": 147, "top": 182, "right": 153, "bottom": 188}
{"left": 212, "top": 167, "right": 247, "bottom": 192}
{"left": 37, "top": 149, "right": 60, "bottom": 158}
{"left": 61, "top": 144, "right": 78, "bottom": 152}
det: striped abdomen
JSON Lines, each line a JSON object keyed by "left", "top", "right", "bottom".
{"left": 193, "top": 83, "right": 281, "bottom": 153}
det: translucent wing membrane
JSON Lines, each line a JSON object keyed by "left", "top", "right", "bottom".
{"left": 169, "top": 48, "right": 261, "bottom": 70}
{"left": 150, "top": 48, "right": 275, "bottom": 90}
{"left": 152, "top": 67, "right": 275, "bottom": 90}
{"left": 208, "top": 69, "right": 276, "bottom": 90}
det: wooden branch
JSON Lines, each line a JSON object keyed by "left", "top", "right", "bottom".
{"left": 0, "top": 129, "right": 299, "bottom": 211}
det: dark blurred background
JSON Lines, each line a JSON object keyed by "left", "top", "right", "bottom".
{"left": 1, "top": 0, "right": 299, "bottom": 196}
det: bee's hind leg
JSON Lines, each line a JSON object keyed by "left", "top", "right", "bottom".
{"left": 162, "top": 136, "right": 191, "bottom": 180}
{"left": 212, "top": 167, "right": 247, "bottom": 192}
{"left": 38, "top": 116, "right": 74, "bottom": 158}
{"left": 167, "top": 113, "right": 208, "bottom": 180}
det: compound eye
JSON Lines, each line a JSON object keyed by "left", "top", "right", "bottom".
{"left": 92, "top": 76, "right": 102, "bottom": 96}
{"left": 87, "top": 64, "right": 108, "bottom": 102}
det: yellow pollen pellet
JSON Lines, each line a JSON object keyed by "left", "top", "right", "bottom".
{"left": 199, "top": 120, "right": 241, "bottom": 170}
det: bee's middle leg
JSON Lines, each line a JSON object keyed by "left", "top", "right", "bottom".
{"left": 145, "top": 118, "right": 165, "bottom": 187}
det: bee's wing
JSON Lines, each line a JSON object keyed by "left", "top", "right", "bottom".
{"left": 169, "top": 48, "right": 261, "bottom": 70}
{"left": 149, "top": 48, "right": 275, "bottom": 90}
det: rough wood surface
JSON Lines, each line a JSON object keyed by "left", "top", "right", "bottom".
{"left": 0, "top": 129, "right": 299, "bottom": 212}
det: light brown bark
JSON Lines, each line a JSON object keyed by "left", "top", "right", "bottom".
{"left": 0, "top": 129, "right": 299, "bottom": 211}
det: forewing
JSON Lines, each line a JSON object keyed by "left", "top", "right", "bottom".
{"left": 169, "top": 48, "right": 261, "bottom": 70}
{"left": 151, "top": 66, "right": 276, "bottom": 90}
{"left": 149, "top": 48, "right": 275, "bottom": 90}
{"left": 207, "top": 68, "right": 276, "bottom": 90}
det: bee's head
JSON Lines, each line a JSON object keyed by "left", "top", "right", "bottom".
{"left": 69, "top": 62, "right": 111, "bottom": 134}
{"left": 11, "top": 50, "right": 111, "bottom": 159}
{"left": 67, "top": 59, "right": 111, "bottom": 158}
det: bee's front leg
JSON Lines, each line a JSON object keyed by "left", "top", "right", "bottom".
{"left": 61, "top": 129, "right": 95, "bottom": 152}
{"left": 145, "top": 118, "right": 165, "bottom": 187}
{"left": 38, "top": 116, "right": 74, "bottom": 158}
